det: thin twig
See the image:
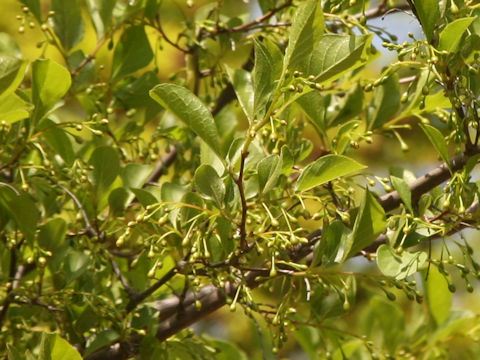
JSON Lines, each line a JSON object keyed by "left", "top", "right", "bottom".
{"left": 125, "top": 259, "right": 187, "bottom": 313}
{"left": 111, "top": 260, "right": 138, "bottom": 299}
{"left": 205, "top": 0, "right": 293, "bottom": 38}
{"left": 71, "top": 38, "right": 106, "bottom": 76}
{"left": 59, "top": 184, "right": 98, "bottom": 238}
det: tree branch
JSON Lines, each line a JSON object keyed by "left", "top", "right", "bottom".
{"left": 113, "top": 147, "right": 480, "bottom": 355}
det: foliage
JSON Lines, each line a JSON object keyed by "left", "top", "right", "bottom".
{"left": 2, "top": 0, "right": 480, "bottom": 359}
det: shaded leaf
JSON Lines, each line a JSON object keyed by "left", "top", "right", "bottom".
{"left": 19, "top": 0, "right": 41, "bottom": 21}
{"left": 111, "top": 26, "right": 153, "bottom": 81}
{"left": 367, "top": 74, "right": 400, "bottom": 129}
{"left": 41, "top": 119, "right": 76, "bottom": 165}
{"left": 257, "top": 155, "right": 282, "bottom": 195}
{"left": 0, "top": 187, "right": 39, "bottom": 242}
{"left": 0, "top": 55, "right": 26, "bottom": 101}
{"left": 121, "top": 164, "right": 154, "bottom": 189}
{"left": 412, "top": 0, "right": 439, "bottom": 43}
{"left": 89, "top": 146, "right": 120, "bottom": 191}
{"left": 296, "top": 91, "right": 329, "bottom": 135}
{"left": 226, "top": 67, "right": 254, "bottom": 122}
{"left": 253, "top": 39, "right": 282, "bottom": 118}
{"left": 390, "top": 176, "right": 413, "bottom": 213}
{"left": 38, "top": 218, "right": 67, "bottom": 252}
{"left": 51, "top": 0, "right": 85, "bottom": 51}
{"left": 194, "top": 164, "right": 225, "bottom": 207}
{"left": 86, "top": 0, "right": 116, "bottom": 39}
{"left": 296, "top": 155, "right": 366, "bottom": 192}
{"left": 84, "top": 330, "right": 120, "bottom": 358}
{"left": 341, "top": 190, "right": 386, "bottom": 261}
{"left": 64, "top": 250, "right": 91, "bottom": 285}
{"left": 312, "top": 220, "right": 350, "bottom": 267}
{"left": 419, "top": 123, "right": 450, "bottom": 165}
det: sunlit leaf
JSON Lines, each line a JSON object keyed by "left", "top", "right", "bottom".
{"left": 296, "top": 155, "right": 366, "bottom": 191}
{"left": 412, "top": 0, "right": 439, "bottom": 43}
{"left": 150, "top": 83, "right": 222, "bottom": 157}
{"left": 425, "top": 266, "right": 452, "bottom": 326}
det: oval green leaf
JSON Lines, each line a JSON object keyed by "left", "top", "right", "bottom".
{"left": 150, "top": 83, "right": 221, "bottom": 157}
{"left": 194, "top": 164, "right": 225, "bottom": 207}
{"left": 32, "top": 58, "right": 71, "bottom": 123}
{"left": 296, "top": 154, "right": 366, "bottom": 191}
{"left": 257, "top": 154, "right": 283, "bottom": 195}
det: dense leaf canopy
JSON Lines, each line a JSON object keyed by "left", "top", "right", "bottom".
{"left": 2, "top": 0, "right": 480, "bottom": 359}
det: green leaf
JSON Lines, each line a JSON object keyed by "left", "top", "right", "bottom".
{"left": 150, "top": 83, "right": 222, "bottom": 157}
{"left": 257, "top": 155, "right": 283, "bottom": 195}
{"left": 430, "top": 311, "right": 475, "bottom": 344}
{"left": 412, "top": 0, "right": 440, "bottom": 43}
{"left": 308, "top": 34, "right": 373, "bottom": 84}
{"left": 108, "top": 187, "right": 130, "bottom": 216}
{"left": 38, "top": 218, "right": 67, "bottom": 252}
{"left": 377, "top": 244, "right": 427, "bottom": 279}
{"left": 0, "top": 186, "right": 39, "bottom": 242}
{"left": 419, "top": 123, "right": 450, "bottom": 165}
{"left": 438, "top": 17, "right": 476, "bottom": 53}
{"left": 312, "top": 220, "right": 350, "bottom": 267}
{"left": 0, "top": 33, "right": 22, "bottom": 57}
{"left": 194, "top": 164, "right": 225, "bottom": 207}
{"left": 51, "top": 0, "right": 85, "bottom": 51}
{"left": 368, "top": 297, "right": 405, "bottom": 352}
{"left": 296, "top": 154, "right": 366, "bottom": 192}
{"left": 84, "top": 330, "right": 120, "bottom": 358}
{"left": 121, "top": 164, "right": 154, "bottom": 189}
{"left": 50, "top": 334, "right": 82, "bottom": 360}
{"left": 180, "top": 192, "right": 204, "bottom": 225}
{"left": 390, "top": 176, "right": 413, "bottom": 213}
{"left": 19, "top": 0, "right": 42, "bottom": 21}
{"left": 41, "top": 120, "right": 76, "bottom": 165}
{"left": 86, "top": 0, "right": 116, "bottom": 39}
{"left": 0, "top": 55, "right": 26, "bottom": 101}
{"left": 206, "top": 337, "right": 248, "bottom": 360}
{"left": 328, "top": 84, "right": 364, "bottom": 127}
{"left": 424, "top": 265, "right": 452, "bottom": 326}
{"left": 253, "top": 39, "right": 282, "bottom": 119}
{"left": 131, "top": 188, "right": 158, "bottom": 208}
{"left": 280, "top": 145, "right": 294, "bottom": 175}
{"left": 283, "top": 1, "right": 324, "bottom": 72}
{"left": 32, "top": 59, "right": 71, "bottom": 123}
{"left": 64, "top": 250, "right": 91, "bottom": 285}
{"left": 226, "top": 67, "right": 254, "bottom": 122}
{"left": 0, "top": 93, "right": 30, "bottom": 124}
{"left": 296, "top": 91, "right": 329, "bottom": 135}
{"left": 111, "top": 26, "right": 153, "bottom": 81}
{"left": 294, "top": 326, "right": 320, "bottom": 360}
{"left": 342, "top": 190, "right": 386, "bottom": 261}
{"left": 367, "top": 74, "right": 400, "bottom": 129}
{"left": 89, "top": 146, "right": 120, "bottom": 191}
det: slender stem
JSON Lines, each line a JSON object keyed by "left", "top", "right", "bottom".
{"left": 71, "top": 38, "right": 106, "bottom": 76}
